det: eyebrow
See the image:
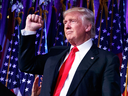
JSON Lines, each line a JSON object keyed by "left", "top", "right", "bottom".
{"left": 63, "top": 18, "right": 77, "bottom": 23}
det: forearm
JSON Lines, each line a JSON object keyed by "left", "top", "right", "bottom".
{"left": 18, "top": 34, "right": 36, "bottom": 71}
{"left": 18, "top": 34, "right": 46, "bottom": 74}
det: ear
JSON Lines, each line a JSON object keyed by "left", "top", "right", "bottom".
{"left": 85, "top": 24, "right": 92, "bottom": 32}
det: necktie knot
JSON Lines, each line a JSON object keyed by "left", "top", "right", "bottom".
{"left": 71, "top": 47, "right": 79, "bottom": 54}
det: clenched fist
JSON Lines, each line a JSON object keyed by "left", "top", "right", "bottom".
{"left": 25, "top": 14, "right": 43, "bottom": 31}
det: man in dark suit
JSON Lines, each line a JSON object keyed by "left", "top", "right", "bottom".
{"left": 18, "top": 7, "right": 120, "bottom": 96}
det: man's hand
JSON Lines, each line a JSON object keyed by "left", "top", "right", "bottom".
{"left": 25, "top": 14, "right": 43, "bottom": 31}
{"left": 31, "top": 76, "right": 43, "bottom": 96}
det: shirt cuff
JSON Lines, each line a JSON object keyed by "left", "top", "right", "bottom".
{"left": 21, "top": 29, "right": 36, "bottom": 36}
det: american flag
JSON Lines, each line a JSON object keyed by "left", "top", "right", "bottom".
{"left": 35, "top": 23, "right": 46, "bottom": 55}
{"left": 54, "top": 0, "right": 69, "bottom": 47}
{"left": 119, "top": 0, "right": 128, "bottom": 95}
{"left": 82, "top": 0, "right": 94, "bottom": 12}
{"left": 107, "top": 0, "right": 122, "bottom": 54}
{"left": 0, "top": 20, "right": 20, "bottom": 94}
{"left": 55, "top": 11, "right": 68, "bottom": 46}
{"left": 0, "top": 17, "right": 36, "bottom": 96}
{"left": 94, "top": 0, "right": 122, "bottom": 54}
{"left": 19, "top": 72, "right": 35, "bottom": 96}
{"left": 94, "top": 4, "right": 109, "bottom": 51}
{"left": 47, "top": 5, "right": 57, "bottom": 50}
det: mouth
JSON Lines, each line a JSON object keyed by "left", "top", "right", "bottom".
{"left": 66, "top": 31, "right": 73, "bottom": 35}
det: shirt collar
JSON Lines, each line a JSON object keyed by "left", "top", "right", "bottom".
{"left": 70, "top": 38, "right": 93, "bottom": 52}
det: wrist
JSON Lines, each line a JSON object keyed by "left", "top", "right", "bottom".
{"left": 24, "top": 26, "right": 36, "bottom": 32}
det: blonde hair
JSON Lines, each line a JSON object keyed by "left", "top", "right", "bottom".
{"left": 63, "top": 7, "right": 95, "bottom": 38}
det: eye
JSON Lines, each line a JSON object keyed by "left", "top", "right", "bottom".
{"left": 71, "top": 20, "right": 76, "bottom": 23}
{"left": 63, "top": 20, "right": 67, "bottom": 25}
{"left": 63, "top": 21, "right": 67, "bottom": 25}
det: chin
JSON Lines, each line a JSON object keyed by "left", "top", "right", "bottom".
{"left": 67, "top": 39, "right": 73, "bottom": 44}
{"left": 67, "top": 38, "right": 71, "bottom": 42}
{"left": 66, "top": 36, "right": 73, "bottom": 40}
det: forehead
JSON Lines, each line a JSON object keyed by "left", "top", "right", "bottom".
{"left": 64, "top": 11, "right": 81, "bottom": 20}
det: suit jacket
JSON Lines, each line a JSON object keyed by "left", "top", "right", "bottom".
{"left": 18, "top": 35, "right": 121, "bottom": 96}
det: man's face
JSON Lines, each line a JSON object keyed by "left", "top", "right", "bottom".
{"left": 63, "top": 11, "right": 87, "bottom": 46}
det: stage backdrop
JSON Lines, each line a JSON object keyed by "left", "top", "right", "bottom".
{"left": 0, "top": 0, "right": 128, "bottom": 96}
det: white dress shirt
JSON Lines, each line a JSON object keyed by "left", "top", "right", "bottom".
{"left": 21, "top": 30, "right": 93, "bottom": 96}
{"left": 21, "top": 29, "right": 36, "bottom": 36}
{"left": 60, "top": 39, "right": 92, "bottom": 96}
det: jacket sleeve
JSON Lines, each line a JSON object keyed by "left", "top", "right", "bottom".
{"left": 102, "top": 54, "right": 121, "bottom": 96}
{"left": 18, "top": 34, "right": 49, "bottom": 75}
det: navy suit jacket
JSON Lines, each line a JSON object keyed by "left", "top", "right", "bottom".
{"left": 18, "top": 35, "right": 120, "bottom": 96}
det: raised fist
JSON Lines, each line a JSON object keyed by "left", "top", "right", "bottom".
{"left": 25, "top": 14, "right": 43, "bottom": 31}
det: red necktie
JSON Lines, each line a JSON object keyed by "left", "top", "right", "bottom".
{"left": 53, "top": 47, "right": 79, "bottom": 96}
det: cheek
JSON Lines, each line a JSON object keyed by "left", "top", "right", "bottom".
{"left": 75, "top": 24, "right": 83, "bottom": 30}
{"left": 76, "top": 27, "right": 85, "bottom": 35}
{"left": 74, "top": 26, "right": 82, "bottom": 33}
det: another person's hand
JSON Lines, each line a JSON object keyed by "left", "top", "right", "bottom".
{"left": 25, "top": 14, "right": 43, "bottom": 31}
{"left": 31, "top": 76, "right": 43, "bottom": 96}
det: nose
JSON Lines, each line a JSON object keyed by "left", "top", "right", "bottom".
{"left": 65, "top": 21, "right": 71, "bottom": 29}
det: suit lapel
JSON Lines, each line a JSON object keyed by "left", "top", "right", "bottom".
{"left": 67, "top": 45, "right": 99, "bottom": 96}
{"left": 47, "top": 47, "right": 70, "bottom": 70}
{"left": 43, "top": 47, "right": 70, "bottom": 95}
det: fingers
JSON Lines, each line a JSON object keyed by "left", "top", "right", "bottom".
{"left": 39, "top": 75, "right": 43, "bottom": 87}
{"left": 25, "top": 14, "right": 43, "bottom": 31}
{"left": 40, "top": 75, "right": 43, "bottom": 81}
{"left": 31, "top": 76, "right": 42, "bottom": 96}
{"left": 28, "top": 14, "right": 42, "bottom": 23}
{"left": 34, "top": 76, "right": 39, "bottom": 84}
{"left": 32, "top": 76, "right": 39, "bottom": 92}
{"left": 40, "top": 82, "right": 42, "bottom": 87}
{"left": 27, "top": 14, "right": 32, "bottom": 21}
